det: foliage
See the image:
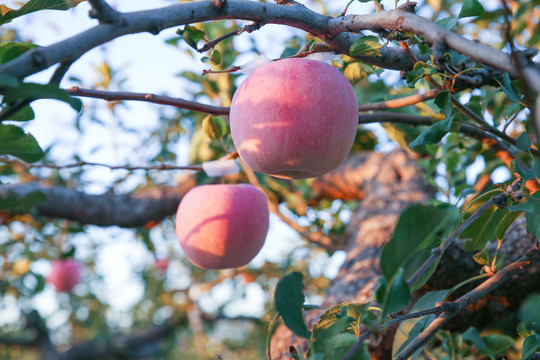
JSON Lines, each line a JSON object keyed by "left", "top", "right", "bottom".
{"left": 0, "top": 0, "right": 539, "bottom": 359}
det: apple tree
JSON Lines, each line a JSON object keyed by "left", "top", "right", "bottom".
{"left": 0, "top": 0, "right": 539, "bottom": 359}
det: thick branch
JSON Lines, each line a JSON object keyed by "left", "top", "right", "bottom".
{"left": 57, "top": 317, "right": 185, "bottom": 360}
{"left": 0, "top": 1, "right": 421, "bottom": 80}
{"left": 65, "top": 87, "right": 229, "bottom": 115}
{"left": 328, "top": 10, "right": 540, "bottom": 92}
{"left": 0, "top": 175, "right": 197, "bottom": 227}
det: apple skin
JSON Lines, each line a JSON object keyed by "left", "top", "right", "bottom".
{"left": 47, "top": 259, "right": 81, "bottom": 293}
{"left": 175, "top": 184, "right": 269, "bottom": 269}
{"left": 230, "top": 58, "right": 358, "bottom": 179}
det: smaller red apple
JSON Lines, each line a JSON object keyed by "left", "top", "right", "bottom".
{"left": 47, "top": 258, "right": 81, "bottom": 293}
{"left": 175, "top": 184, "right": 269, "bottom": 269}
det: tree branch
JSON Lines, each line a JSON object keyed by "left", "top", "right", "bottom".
{"left": 357, "top": 90, "right": 438, "bottom": 112}
{"left": 65, "top": 87, "right": 229, "bottom": 115}
{"left": 0, "top": 175, "right": 197, "bottom": 227}
{"left": 0, "top": 1, "right": 427, "bottom": 80}
{"left": 0, "top": 157, "right": 203, "bottom": 172}
{"left": 328, "top": 9, "right": 540, "bottom": 92}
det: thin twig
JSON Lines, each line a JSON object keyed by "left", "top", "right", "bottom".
{"left": 65, "top": 87, "right": 230, "bottom": 115}
{"left": 0, "top": 157, "right": 203, "bottom": 172}
{"left": 357, "top": 90, "right": 438, "bottom": 112}
{"left": 358, "top": 112, "right": 434, "bottom": 125}
{"left": 198, "top": 22, "right": 263, "bottom": 52}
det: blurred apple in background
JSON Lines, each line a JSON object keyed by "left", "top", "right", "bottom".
{"left": 230, "top": 58, "right": 358, "bottom": 179}
{"left": 154, "top": 258, "right": 170, "bottom": 273}
{"left": 47, "top": 258, "right": 81, "bottom": 293}
{"left": 175, "top": 184, "right": 269, "bottom": 269}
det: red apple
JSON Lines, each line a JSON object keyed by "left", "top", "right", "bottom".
{"left": 230, "top": 58, "right": 358, "bottom": 179}
{"left": 175, "top": 184, "right": 269, "bottom": 269}
{"left": 47, "top": 258, "right": 81, "bottom": 293}
{"left": 154, "top": 258, "right": 170, "bottom": 272}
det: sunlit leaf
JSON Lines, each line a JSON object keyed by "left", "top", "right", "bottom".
{"left": 0, "top": 0, "right": 85, "bottom": 25}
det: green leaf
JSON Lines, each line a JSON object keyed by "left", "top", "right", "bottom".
{"left": 350, "top": 35, "right": 384, "bottom": 57}
{"left": 178, "top": 25, "right": 206, "bottom": 50}
{"left": 406, "top": 61, "right": 438, "bottom": 88}
{"left": 202, "top": 115, "right": 227, "bottom": 139}
{"left": 0, "top": 42, "right": 39, "bottom": 64}
{"left": 409, "top": 117, "right": 453, "bottom": 149}
{"left": 3, "top": 82, "right": 82, "bottom": 112}
{"left": 482, "top": 334, "right": 514, "bottom": 356}
{"left": 34, "top": 273, "right": 46, "bottom": 293}
{"left": 5, "top": 105, "right": 35, "bottom": 122}
{"left": 517, "top": 322, "right": 532, "bottom": 338}
{"left": 519, "top": 294, "right": 540, "bottom": 333}
{"left": 0, "top": 124, "right": 44, "bottom": 162}
{"left": 274, "top": 272, "right": 310, "bottom": 339}
{"left": 511, "top": 159, "right": 536, "bottom": 182}
{"left": 461, "top": 203, "right": 509, "bottom": 251}
{"left": 516, "top": 132, "right": 532, "bottom": 152}
{"left": 524, "top": 192, "right": 540, "bottom": 242}
{"left": 344, "top": 62, "right": 378, "bottom": 83}
{"left": 0, "top": 191, "right": 48, "bottom": 211}
{"left": 0, "top": 0, "right": 85, "bottom": 25}
{"left": 312, "top": 315, "right": 354, "bottom": 350}
{"left": 462, "top": 327, "right": 495, "bottom": 360}
{"left": 508, "top": 201, "right": 535, "bottom": 212}
{"left": 434, "top": 91, "right": 453, "bottom": 119}
{"left": 522, "top": 334, "right": 540, "bottom": 359}
{"left": 437, "top": 17, "right": 458, "bottom": 30}
{"left": 313, "top": 333, "right": 369, "bottom": 360}
{"left": 495, "top": 210, "right": 520, "bottom": 238}
{"left": 310, "top": 312, "right": 369, "bottom": 360}
{"left": 379, "top": 270, "right": 411, "bottom": 315}
{"left": 380, "top": 203, "right": 460, "bottom": 283}
{"left": 494, "top": 72, "right": 521, "bottom": 103}
{"left": 458, "top": 0, "right": 485, "bottom": 18}
{"left": 472, "top": 244, "right": 491, "bottom": 266}
{"left": 210, "top": 49, "right": 222, "bottom": 65}
{"left": 312, "top": 303, "right": 369, "bottom": 341}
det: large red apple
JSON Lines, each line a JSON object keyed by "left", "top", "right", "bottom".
{"left": 230, "top": 58, "right": 358, "bottom": 179}
{"left": 175, "top": 184, "right": 269, "bottom": 269}
{"left": 47, "top": 258, "right": 81, "bottom": 293}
